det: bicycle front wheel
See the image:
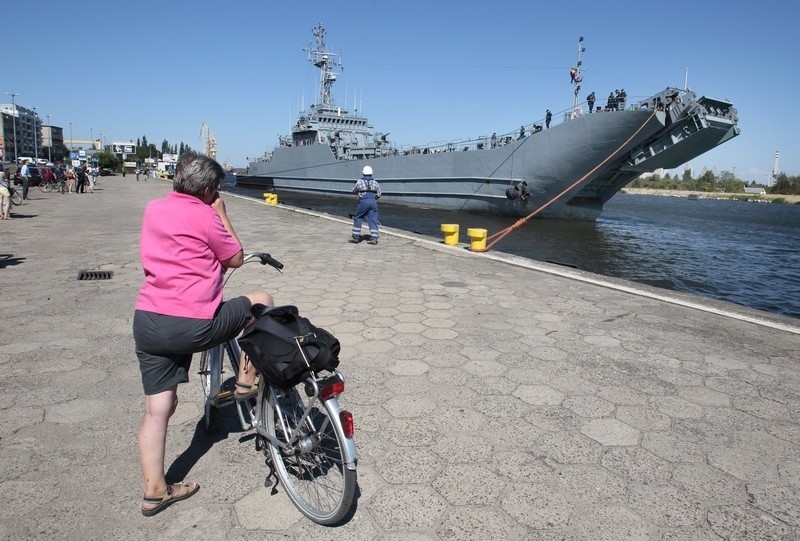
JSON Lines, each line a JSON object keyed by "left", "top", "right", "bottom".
{"left": 262, "top": 385, "right": 357, "bottom": 525}
{"left": 198, "top": 349, "right": 222, "bottom": 433}
{"left": 40, "top": 182, "right": 53, "bottom": 193}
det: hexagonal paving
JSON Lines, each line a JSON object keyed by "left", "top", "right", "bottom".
{"left": 5, "top": 183, "right": 800, "bottom": 541}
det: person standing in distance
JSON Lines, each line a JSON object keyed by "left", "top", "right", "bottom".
{"left": 19, "top": 159, "right": 31, "bottom": 200}
{"left": 349, "top": 165, "right": 381, "bottom": 245}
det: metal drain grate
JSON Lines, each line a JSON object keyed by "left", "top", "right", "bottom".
{"left": 76, "top": 270, "right": 114, "bottom": 281}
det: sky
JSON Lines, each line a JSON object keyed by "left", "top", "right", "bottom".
{"left": 5, "top": 1, "right": 797, "bottom": 182}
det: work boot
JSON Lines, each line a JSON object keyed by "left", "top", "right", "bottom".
{"left": 348, "top": 237, "right": 360, "bottom": 243}
{"left": 367, "top": 238, "right": 378, "bottom": 245}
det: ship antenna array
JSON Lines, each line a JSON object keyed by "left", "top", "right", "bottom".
{"left": 571, "top": 36, "right": 586, "bottom": 112}
{"left": 303, "top": 23, "right": 342, "bottom": 108}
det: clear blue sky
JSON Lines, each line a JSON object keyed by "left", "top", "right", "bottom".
{"left": 7, "top": 1, "right": 797, "bottom": 182}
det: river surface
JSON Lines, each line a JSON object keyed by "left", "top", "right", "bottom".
{"left": 224, "top": 176, "right": 800, "bottom": 319}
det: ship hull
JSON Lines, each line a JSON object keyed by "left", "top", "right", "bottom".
{"left": 239, "top": 110, "right": 666, "bottom": 221}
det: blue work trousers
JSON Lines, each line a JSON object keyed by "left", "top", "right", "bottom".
{"left": 351, "top": 194, "right": 379, "bottom": 239}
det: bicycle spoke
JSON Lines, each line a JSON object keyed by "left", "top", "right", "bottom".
{"left": 262, "top": 382, "right": 356, "bottom": 524}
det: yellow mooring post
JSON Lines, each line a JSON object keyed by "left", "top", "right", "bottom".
{"left": 440, "top": 224, "right": 460, "bottom": 246}
{"left": 467, "top": 228, "right": 488, "bottom": 251}
{"left": 263, "top": 193, "right": 278, "bottom": 205}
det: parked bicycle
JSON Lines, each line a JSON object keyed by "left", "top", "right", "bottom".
{"left": 40, "top": 177, "right": 67, "bottom": 194}
{"left": 198, "top": 252, "right": 358, "bottom": 525}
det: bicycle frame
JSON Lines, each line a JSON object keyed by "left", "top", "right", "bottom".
{"left": 202, "top": 337, "right": 255, "bottom": 431}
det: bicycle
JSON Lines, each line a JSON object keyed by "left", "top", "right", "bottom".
{"left": 5, "top": 183, "right": 22, "bottom": 206}
{"left": 198, "top": 252, "right": 358, "bottom": 525}
{"left": 40, "top": 177, "right": 67, "bottom": 194}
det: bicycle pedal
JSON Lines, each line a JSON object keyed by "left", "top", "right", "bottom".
{"left": 217, "top": 389, "right": 234, "bottom": 400}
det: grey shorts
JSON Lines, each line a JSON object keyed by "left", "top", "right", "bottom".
{"left": 133, "top": 296, "right": 252, "bottom": 395}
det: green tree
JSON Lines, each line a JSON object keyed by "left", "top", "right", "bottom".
{"left": 770, "top": 173, "right": 800, "bottom": 195}
{"left": 717, "top": 171, "right": 745, "bottom": 193}
{"left": 136, "top": 135, "right": 151, "bottom": 162}
{"left": 94, "top": 151, "right": 119, "bottom": 170}
{"left": 699, "top": 170, "right": 716, "bottom": 192}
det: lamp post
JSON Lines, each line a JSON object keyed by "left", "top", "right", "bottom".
{"left": 32, "top": 106, "right": 39, "bottom": 164}
{"left": 89, "top": 127, "right": 93, "bottom": 151}
{"left": 45, "top": 115, "right": 52, "bottom": 162}
{"left": 68, "top": 121, "right": 73, "bottom": 158}
{"left": 6, "top": 92, "right": 19, "bottom": 163}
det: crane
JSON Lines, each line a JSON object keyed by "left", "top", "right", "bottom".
{"left": 200, "top": 122, "right": 217, "bottom": 161}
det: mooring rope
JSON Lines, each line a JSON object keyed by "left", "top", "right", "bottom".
{"left": 478, "top": 109, "right": 657, "bottom": 252}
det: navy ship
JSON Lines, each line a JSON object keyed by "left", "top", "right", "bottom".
{"left": 238, "top": 24, "right": 740, "bottom": 220}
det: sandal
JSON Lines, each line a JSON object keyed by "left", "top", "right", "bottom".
{"left": 234, "top": 379, "right": 259, "bottom": 401}
{"left": 141, "top": 482, "right": 200, "bottom": 517}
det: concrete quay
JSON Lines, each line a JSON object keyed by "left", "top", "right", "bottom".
{"left": 1, "top": 178, "right": 799, "bottom": 541}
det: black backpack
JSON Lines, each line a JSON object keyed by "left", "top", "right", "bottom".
{"left": 238, "top": 305, "right": 340, "bottom": 389}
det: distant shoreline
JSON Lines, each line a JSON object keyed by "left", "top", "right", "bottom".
{"left": 622, "top": 188, "right": 800, "bottom": 204}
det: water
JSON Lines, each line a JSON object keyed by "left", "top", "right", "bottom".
{"left": 224, "top": 176, "right": 800, "bottom": 319}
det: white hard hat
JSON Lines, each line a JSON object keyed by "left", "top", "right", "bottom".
{"left": 362, "top": 165, "right": 373, "bottom": 176}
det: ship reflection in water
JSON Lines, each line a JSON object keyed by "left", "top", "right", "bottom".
{"left": 226, "top": 177, "right": 800, "bottom": 319}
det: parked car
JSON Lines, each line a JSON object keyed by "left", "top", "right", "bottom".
{"left": 13, "top": 166, "right": 43, "bottom": 186}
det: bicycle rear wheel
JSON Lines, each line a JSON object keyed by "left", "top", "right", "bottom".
{"left": 9, "top": 189, "right": 22, "bottom": 206}
{"left": 262, "top": 384, "right": 356, "bottom": 525}
{"left": 40, "top": 182, "right": 53, "bottom": 193}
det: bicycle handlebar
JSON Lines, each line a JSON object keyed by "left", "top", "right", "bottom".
{"left": 243, "top": 252, "right": 284, "bottom": 272}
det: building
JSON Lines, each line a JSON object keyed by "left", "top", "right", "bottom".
{"left": 0, "top": 103, "right": 41, "bottom": 163}
{"left": 42, "top": 125, "right": 65, "bottom": 163}
{"left": 0, "top": 103, "right": 71, "bottom": 164}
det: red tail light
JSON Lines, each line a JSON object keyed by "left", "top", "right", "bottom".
{"left": 340, "top": 411, "right": 354, "bottom": 438}
{"left": 320, "top": 380, "right": 345, "bottom": 400}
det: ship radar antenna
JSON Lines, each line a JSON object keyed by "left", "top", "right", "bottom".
{"left": 303, "top": 23, "right": 342, "bottom": 108}
{"left": 570, "top": 36, "right": 586, "bottom": 112}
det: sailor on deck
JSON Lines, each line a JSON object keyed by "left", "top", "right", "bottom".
{"left": 350, "top": 165, "right": 382, "bottom": 245}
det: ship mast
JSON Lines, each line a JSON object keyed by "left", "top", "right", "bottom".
{"left": 303, "top": 23, "right": 342, "bottom": 108}
{"left": 571, "top": 36, "right": 586, "bottom": 113}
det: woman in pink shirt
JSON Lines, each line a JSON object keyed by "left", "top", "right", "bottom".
{"left": 133, "top": 153, "right": 273, "bottom": 516}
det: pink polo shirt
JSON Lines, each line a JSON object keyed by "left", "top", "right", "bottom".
{"left": 135, "top": 192, "right": 242, "bottom": 319}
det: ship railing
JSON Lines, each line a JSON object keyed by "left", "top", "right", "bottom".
{"left": 388, "top": 92, "right": 692, "bottom": 159}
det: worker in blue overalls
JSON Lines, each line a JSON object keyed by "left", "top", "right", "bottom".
{"left": 349, "top": 165, "right": 382, "bottom": 245}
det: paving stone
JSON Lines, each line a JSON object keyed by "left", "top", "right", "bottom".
{"left": 707, "top": 504, "right": 795, "bottom": 540}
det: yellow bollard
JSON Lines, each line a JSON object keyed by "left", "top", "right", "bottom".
{"left": 467, "top": 228, "right": 488, "bottom": 251}
{"left": 440, "top": 224, "right": 460, "bottom": 246}
{"left": 263, "top": 193, "right": 278, "bottom": 205}
{"left": 270, "top": 193, "right": 279, "bottom": 205}
{"left": 263, "top": 192, "right": 271, "bottom": 203}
